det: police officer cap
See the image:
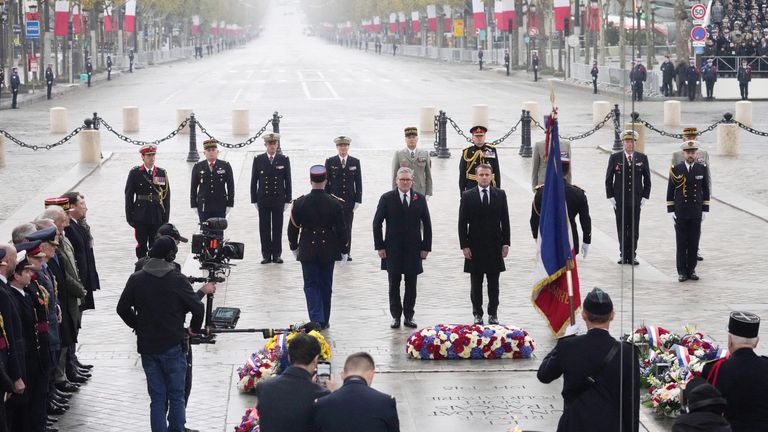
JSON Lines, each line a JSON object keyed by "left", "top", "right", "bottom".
{"left": 25, "top": 226, "right": 59, "bottom": 246}
{"left": 14, "top": 252, "right": 32, "bottom": 273}
{"left": 139, "top": 144, "right": 157, "bottom": 155}
{"left": 728, "top": 311, "right": 760, "bottom": 338}
{"left": 470, "top": 125, "right": 488, "bottom": 135}
{"left": 203, "top": 139, "right": 218, "bottom": 150}
{"left": 334, "top": 136, "right": 351, "bottom": 146}
{"left": 583, "top": 287, "right": 613, "bottom": 315}
{"left": 263, "top": 133, "right": 280, "bottom": 143}
{"left": 622, "top": 130, "right": 638, "bottom": 141}
{"left": 680, "top": 140, "right": 699, "bottom": 151}
{"left": 683, "top": 377, "right": 727, "bottom": 413}
{"left": 309, "top": 165, "right": 327, "bottom": 183}
{"left": 682, "top": 127, "right": 699, "bottom": 137}
{"left": 404, "top": 126, "right": 418, "bottom": 137}
{"left": 157, "top": 223, "right": 188, "bottom": 243}
{"left": 15, "top": 240, "right": 46, "bottom": 258}
{"left": 148, "top": 235, "right": 178, "bottom": 260}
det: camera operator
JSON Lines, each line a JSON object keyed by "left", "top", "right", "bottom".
{"left": 255, "top": 333, "right": 336, "bottom": 432}
{"left": 117, "top": 236, "right": 205, "bottom": 432}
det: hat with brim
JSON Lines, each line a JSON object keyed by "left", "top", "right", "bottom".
{"left": 148, "top": 235, "right": 178, "bottom": 259}
{"left": 334, "top": 136, "right": 351, "bottom": 146}
{"left": 45, "top": 197, "right": 71, "bottom": 212}
{"left": 684, "top": 377, "right": 727, "bottom": 412}
{"left": 140, "top": 144, "right": 157, "bottom": 155}
{"left": 681, "top": 140, "right": 699, "bottom": 151}
{"left": 583, "top": 287, "right": 613, "bottom": 315}
{"left": 203, "top": 139, "right": 219, "bottom": 150}
{"left": 263, "top": 133, "right": 280, "bottom": 143}
{"left": 15, "top": 240, "right": 46, "bottom": 258}
{"left": 470, "top": 125, "right": 488, "bottom": 135}
{"left": 157, "top": 223, "right": 188, "bottom": 243}
{"left": 682, "top": 127, "right": 699, "bottom": 138}
{"left": 728, "top": 311, "right": 760, "bottom": 338}
{"left": 622, "top": 130, "right": 638, "bottom": 141}
{"left": 25, "top": 226, "right": 59, "bottom": 247}
{"left": 310, "top": 165, "right": 327, "bottom": 182}
{"left": 404, "top": 127, "right": 418, "bottom": 137}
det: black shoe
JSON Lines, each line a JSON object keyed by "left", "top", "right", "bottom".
{"left": 678, "top": 274, "right": 689, "bottom": 282}
{"left": 48, "top": 416, "right": 59, "bottom": 423}
{"left": 46, "top": 426, "right": 59, "bottom": 432}
{"left": 390, "top": 319, "right": 401, "bottom": 329}
{"left": 697, "top": 254, "right": 703, "bottom": 261}
{"left": 347, "top": 256, "right": 353, "bottom": 261}
{"left": 55, "top": 381, "right": 79, "bottom": 392}
{"left": 76, "top": 367, "right": 92, "bottom": 376}
{"left": 53, "top": 388, "right": 72, "bottom": 399}
{"left": 630, "top": 259, "right": 639, "bottom": 265}
{"left": 74, "top": 360, "right": 93, "bottom": 370}
{"left": 404, "top": 319, "right": 418, "bottom": 328}
{"left": 689, "top": 272, "right": 699, "bottom": 281}
{"left": 185, "top": 428, "right": 200, "bottom": 432}
{"left": 48, "top": 404, "right": 66, "bottom": 416}
{"left": 67, "top": 373, "right": 88, "bottom": 384}
{"left": 321, "top": 322, "right": 330, "bottom": 330}
{"left": 273, "top": 257, "right": 284, "bottom": 264}
{"left": 473, "top": 315, "right": 483, "bottom": 325}
{"left": 260, "top": 258, "right": 272, "bottom": 264}
{"left": 488, "top": 315, "right": 499, "bottom": 325}
{"left": 52, "top": 395, "right": 69, "bottom": 405}
{"left": 617, "top": 259, "right": 625, "bottom": 264}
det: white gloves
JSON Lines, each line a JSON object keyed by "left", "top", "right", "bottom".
{"left": 253, "top": 203, "right": 258, "bottom": 210}
{"left": 564, "top": 323, "right": 582, "bottom": 337}
{"left": 702, "top": 212, "right": 707, "bottom": 222}
{"left": 609, "top": 197, "right": 616, "bottom": 209}
{"left": 670, "top": 213, "right": 677, "bottom": 222}
{"left": 339, "top": 254, "right": 349, "bottom": 267}
{"left": 292, "top": 249, "right": 298, "bottom": 258}
{"left": 641, "top": 198, "right": 647, "bottom": 207}
{"left": 354, "top": 203, "right": 360, "bottom": 211}
{"left": 581, "top": 243, "right": 590, "bottom": 259}
{"left": 284, "top": 203, "right": 290, "bottom": 212}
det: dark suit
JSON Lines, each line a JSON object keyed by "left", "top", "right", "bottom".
{"left": 531, "top": 182, "right": 592, "bottom": 254}
{"left": 288, "top": 189, "right": 348, "bottom": 326}
{"left": 255, "top": 366, "right": 330, "bottom": 432}
{"left": 458, "top": 186, "right": 510, "bottom": 318}
{"left": 703, "top": 348, "right": 768, "bottom": 432}
{"left": 373, "top": 189, "right": 432, "bottom": 321}
{"left": 458, "top": 144, "right": 501, "bottom": 192}
{"left": 10, "top": 72, "right": 20, "bottom": 109}
{"left": 45, "top": 67, "right": 54, "bottom": 99}
{"left": 251, "top": 153, "right": 292, "bottom": 260}
{"left": 325, "top": 155, "right": 362, "bottom": 253}
{"left": 605, "top": 151, "right": 651, "bottom": 261}
{"left": 313, "top": 376, "right": 399, "bottom": 432}
{"left": 125, "top": 165, "right": 171, "bottom": 258}
{"left": 0, "top": 280, "right": 23, "bottom": 387}
{"left": 191, "top": 158, "right": 235, "bottom": 224}
{"left": 537, "top": 328, "right": 640, "bottom": 432}
{"left": 65, "top": 219, "right": 100, "bottom": 310}
{"left": 667, "top": 162, "right": 710, "bottom": 277}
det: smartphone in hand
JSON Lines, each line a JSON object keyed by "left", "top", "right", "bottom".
{"left": 317, "top": 361, "right": 331, "bottom": 388}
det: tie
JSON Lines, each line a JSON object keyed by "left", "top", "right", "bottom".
{"left": 627, "top": 154, "right": 632, "bottom": 164}
{"left": 402, "top": 193, "right": 408, "bottom": 209}
{"left": 410, "top": 151, "right": 415, "bottom": 158}
{"left": 209, "top": 162, "right": 215, "bottom": 170}
{"left": 269, "top": 155, "right": 273, "bottom": 164}
{"left": 342, "top": 158, "right": 346, "bottom": 169}
{"left": 482, "top": 189, "right": 489, "bottom": 206}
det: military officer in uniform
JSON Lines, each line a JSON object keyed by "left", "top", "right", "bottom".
{"left": 10, "top": 68, "right": 20, "bottom": 109}
{"left": 288, "top": 166, "right": 348, "bottom": 329}
{"left": 671, "top": 127, "right": 711, "bottom": 262}
{"left": 85, "top": 58, "right": 93, "bottom": 87}
{"left": 251, "top": 133, "right": 292, "bottom": 264}
{"left": 667, "top": 141, "right": 710, "bottom": 282}
{"left": 45, "top": 65, "right": 54, "bottom": 100}
{"left": 325, "top": 136, "right": 361, "bottom": 259}
{"left": 605, "top": 130, "right": 651, "bottom": 265}
{"left": 191, "top": 139, "right": 235, "bottom": 224}
{"left": 532, "top": 135, "right": 572, "bottom": 190}
{"left": 703, "top": 311, "right": 768, "bottom": 431}
{"left": 531, "top": 156, "right": 592, "bottom": 258}
{"left": 125, "top": 144, "right": 171, "bottom": 258}
{"left": 106, "top": 55, "right": 113, "bottom": 81}
{"left": 391, "top": 127, "right": 432, "bottom": 197}
{"left": 459, "top": 126, "right": 500, "bottom": 193}
{"left": 537, "top": 288, "right": 640, "bottom": 432}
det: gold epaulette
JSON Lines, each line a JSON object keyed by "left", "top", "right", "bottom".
{"left": 702, "top": 200, "right": 710, "bottom": 205}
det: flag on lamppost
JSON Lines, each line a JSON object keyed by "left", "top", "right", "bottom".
{"left": 472, "top": 0, "right": 486, "bottom": 30}
{"left": 411, "top": 11, "right": 420, "bottom": 32}
{"left": 444, "top": 5, "right": 453, "bottom": 31}
{"left": 373, "top": 16, "right": 381, "bottom": 33}
{"left": 54, "top": 1, "right": 68, "bottom": 37}
{"left": 554, "top": 0, "right": 570, "bottom": 31}
{"left": 191, "top": 15, "right": 200, "bottom": 36}
{"left": 427, "top": 5, "right": 437, "bottom": 31}
{"left": 124, "top": 0, "right": 137, "bottom": 33}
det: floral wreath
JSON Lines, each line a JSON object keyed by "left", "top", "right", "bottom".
{"left": 405, "top": 324, "right": 535, "bottom": 360}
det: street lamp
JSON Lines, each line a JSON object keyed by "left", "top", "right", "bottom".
{"left": 0, "top": 4, "right": 7, "bottom": 70}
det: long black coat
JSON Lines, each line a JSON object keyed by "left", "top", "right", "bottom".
{"left": 250, "top": 153, "right": 292, "bottom": 208}
{"left": 324, "top": 155, "right": 362, "bottom": 210}
{"left": 605, "top": 151, "right": 651, "bottom": 208}
{"left": 0, "top": 282, "right": 23, "bottom": 382}
{"left": 703, "top": 348, "right": 768, "bottom": 432}
{"left": 288, "top": 189, "right": 348, "bottom": 263}
{"left": 124, "top": 165, "right": 171, "bottom": 226}
{"left": 313, "top": 376, "right": 399, "bottom": 432}
{"left": 47, "top": 255, "right": 74, "bottom": 346}
{"left": 667, "top": 162, "right": 710, "bottom": 219}
{"left": 190, "top": 158, "right": 235, "bottom": 212}
{"left": 373, "top": 189, "right": 432, "bottom": 275}
{"left": 458, "top": 186, "right": 510, "bottom": 274}
{"left": 255, "top": 366, "right": 330, "bottom": 432}
{"left": 537, "top": 328, "right": 640, "bottom": 432}
{"left": 65, "top": 219, "right": 100, "bottom": 311}
{"left": 531, "top": 182, "right": 592, "bottom": 254}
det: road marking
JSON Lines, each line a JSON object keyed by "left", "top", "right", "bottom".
{"left": 246, "top": 70, "right": 255, "bottom": 80}
{"left": 162, "top": 89, "right": 181, "bottom": 104}
{"left": 301, "top": 81, "right": 312, "bottom": 99}
{"left": 324, "top": 82, "right": 340, "bottom": 100}
{"left": 232, "top": 88, "right": 243, "bottom": 103}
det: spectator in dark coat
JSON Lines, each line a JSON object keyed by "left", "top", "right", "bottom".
{"left": 63, "top": 192, "right": 100, "bottom": 311}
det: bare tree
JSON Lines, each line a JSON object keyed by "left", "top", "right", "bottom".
{"left": 675, "top": 0, "right": 690, "bottom": 61}
{"left": 617, "top": 0, "right": 626, "bottom": 69}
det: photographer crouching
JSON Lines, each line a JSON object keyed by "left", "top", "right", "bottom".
{"left": 117, "top": 236, "right": 208, "bottom": 432}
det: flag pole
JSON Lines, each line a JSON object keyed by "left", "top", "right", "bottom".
{"left": 566, "top": 264, "right": 575, "bottom": 325}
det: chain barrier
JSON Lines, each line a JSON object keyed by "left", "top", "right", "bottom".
{"left": 0, "top": 126, "right": 85, "bottom": 151}
{"left": 639, "top": 118, "right": 723, "bottom": 139}
{"left": 561, "top": 112, "right": 615, "bottom": 141}
{"left": 488, "top": 119, "right": 522, "bottom": 145}
{"left": 446, "top": 117, "right": 474, "bottom": 143}
{"left": 196, "top": 118, "right": 273, "bottom": 149}
{"left": 98, "top": 117, "right": 190, "bottom": 146}
{"left": 433, "top": 114, "right": 439, "bottom": 151}
{"left": 444, "top": 117, "right": 522, "bottom": 146}
{"left": 734, "top": 120, "right": 768, "bottom": 137}
{"left": 531, "top": 118, "right": 547, "bottom": 132}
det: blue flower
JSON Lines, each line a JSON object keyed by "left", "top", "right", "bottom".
{"left": 470, "top": 347, "right": 483, "bottom": 359}
{"left": 519, "top": 346, "right": 532, "bottom": 358}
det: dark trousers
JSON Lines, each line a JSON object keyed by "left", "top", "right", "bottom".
{"left": 134, "top": 223, "right": 160, "bottom": 258}
{"left": 615, "top": 205, "right": 641, "bottom": 261}
{"left": 688, "top": 82, "right": 697, "bottom": 101}
{"left": 533, "top": 67, "right": 538, "bottom": 82}
{"left": 633, "top": 82, "right": 644, "bottom": 101}
{"left": 705, "top": 80, "right": 715, "bottom": 99}
{"left": 184, "top": 338, "right": 193, "bottom": 406}
{"left": 479, "top": 60, "right": 483, "bottom": 71}
{"left": 87, "top": 73, "right": 92, "bottom": 87}
{"left": 388, "top": 273, "right": 417, "bottom": 320}
{"left": 740, "top": 82, "right": 749, "bottom": 100}
{"left": 107, "top": 68, "right": 112, "bottom": 80}
{"left": 129, "top": 62, "right": 134, "bottom": 73}
{"left": 470, "top": 272, "right": 500, "bottom": 317}
{"left": 301, "top": 261, "right": 335, "bottom": 326}
{"left": 11, "top": 89, "right": 18, "bottom": 108}
{"left": 258, "top": 205, "right": 283, "bottom": 259}
{"left": 675, "top": 217, "right": 701, "bottom": 276}
{"left": 662, "top": 80, "right": 672, "bottom": 96}
{"left": 46, "top": 83, "right": 52, "bottom": 99}
{"left": 343, "top": 208, "right": 355, "bottom": 254}
{"left": 7, "top": 354, "right": 47, "bottom": 432}
{"left": 592, "top": 77, "right": 598, "bottom": 93}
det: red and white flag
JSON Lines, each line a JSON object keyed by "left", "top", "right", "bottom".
{"left": 191, "top": 15, "right": 200, "bottom": 35}
{"left": 72, "top": 5, "right": 82, "bottom": 34}
{"left": 443, "top": 5, "right": 453, "bottom": 31}
{"left": 373, "top": 16, "right": 381, "bottom": 33}
{"left": 210, "top": 23, "right": 217, "bottom": 36}
{"left": 398, "top": 12, "right": 406, "bottom": 32}
{"left": 472, "top": 0, "right": 486, "bottom": 30}
{"left": 124, "top": 0, "right": 137, "bottom": 33}
{"left": 219, "top": 20, "right": 226, "bottom": 36}
{"left": 584, "top": 2, "right": 601, "bottom": 31}
{"left": 499, "top": 0, "right": 516, "bottom": 30}
{"left": 554, "top": 0, "right": 570, "bottom": 31}
{"left": 411, "top": 11, "right": 420, "bottom": 32}
{"left": 54, "top": 1, "right": 68, "bottom": 37}
{"left": 388, "top": 13, "right": 397, "bottom": 33}
{"left": 104, "top": 5, "right": 114, "bottom": 33}
{"left": 427, "top": 5, "right": 437, "bottom": 31}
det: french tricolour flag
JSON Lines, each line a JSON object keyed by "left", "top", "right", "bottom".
{"left": 124, "top": 0, "right": 137, "bottom": 33}
{"left": 646, "top": 325, "right": 662, "bottom": 348}
{"left": 54, "top": 1, "right": 68, "bottom": 37}
{"left": 373, "top": 16, "right": 381, "bottom": 33}
{"left": 554, "top": 0, "right": 570, "bottom": 31}
{"left": 473, "top": 0, "right": 486, "bottom": 30}
{"left": 500, "top": 0, "right": 516, "bottom": 31}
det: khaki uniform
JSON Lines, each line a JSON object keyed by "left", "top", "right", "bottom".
{"left": 532, "top": 139, "right": 572, "bottom": 190}
{"left": 391, "top": 148, "right": 433, "bottom": 196}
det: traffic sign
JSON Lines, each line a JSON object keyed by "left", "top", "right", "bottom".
{"left": 691, "top": 25, "right": 708, "bottom": 41}
{"left": 691, "top": 4, "right": 707, "bottom": 20}
{"left": 12, "top": 24, "right": 21, "bottom": 34}
{"left": 567, "top": 35, "right": 579, "bottom": 47}
{"left": 26, "top": 21, "right": 40, "bottom": 40}
{"left": 692, "top": 40, "right": 706, "bottom": 47}
{"left": 529, "top": 27, "right": 538, "bottom": 37}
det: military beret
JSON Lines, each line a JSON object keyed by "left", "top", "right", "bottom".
{"left": 309, "top": 165, "right": 327, "bottom": 183}
{"left": 728, "top": 311, "right": 760, "bottom": 338}
{"left": 25, "top": 226, "right": 59, "bottom": 246}
{"left": 263, "top": 133, "right": 280, "bottom": 143}
{"left": 157, "top": 223, "right": 188, "bottom": 243}
{"left": 622, "top": 130, "right": 638, "bottom": 141}
{"left": 470, "top": 125, "right": 488, "bottom": 135}
{"left": 583, "top": 287, "right": 613, "bottom": 315}
{"left": 148, "top": 235, "right": 178, "bottom": 260}
{"left": 681, "top": 140, "right": 699, "bottom": 151}
{"left": 682, "top": 127, "right": 699, "bottom": 137}
{"left": 139, "top": 144, "right": 157, "bottom": 155}
{"left": 404, "top": 127, "right": 418, "bottom": 137}
{"left": 45, "top": 197, "right": 71, "bottom": 212}
{"left": 334, "top": 136, "right": 351, "bottom": 146}
{"left": 203, "top": 139, "right": 218, "bottom": 150}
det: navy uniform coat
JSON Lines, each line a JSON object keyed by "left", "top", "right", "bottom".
{"left": 250, "top": 153, "right": 292, "bottom": 208}
{"left": 531, "top": 182, "right": 592, "bottom": 254}
{"left": 125, "top": 165, "right": 171, "bottom": 226}
{"left": 458, "top": 186, "right": 510, "bottom": 274}
{"left": 373, "top": 189, "right": 432, "bottom": 275}
{"left": 605, "top": 151, "right": 651, "bottom": 207}
{"left": 255, "top": 366, "right": 330, "bottom": 432}
{"left": 288, "top": 190, "right": 348, "bottom": 263}
{"left": 666, "top": 162, "right": 710, "bottom": 219}
{"left": 191, "top": 159, "right": 235, "bottom": 212}
{"left": 324, "top": 155, "right": 362, "bottom": 210}
{"left": 537, "top": 328, "right": 640, "bottom": 432}
{"left": 313, "top": 376, "right": 400, "bottom": 432}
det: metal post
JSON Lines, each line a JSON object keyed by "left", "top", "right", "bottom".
{"left": 92, "top": 112, "right": 99, "bottom": 130}
{"left": 612, "top": 103, "right": 622, "bottom": 152}
{"left": 520, "top": 110, "right": 532, "bottom": 157}
{"left": 187, "top": 112, "right": 199, "bottom": 162}
{"left": 272, "top": 111, "right": 282, "bottom": 154}
{"left": 436, "top": 110, "right": 451, "bottom": 158}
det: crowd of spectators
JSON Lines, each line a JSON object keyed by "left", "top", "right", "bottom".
{"left": 705, "top": 0, "right": 768, "bottom": 74}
